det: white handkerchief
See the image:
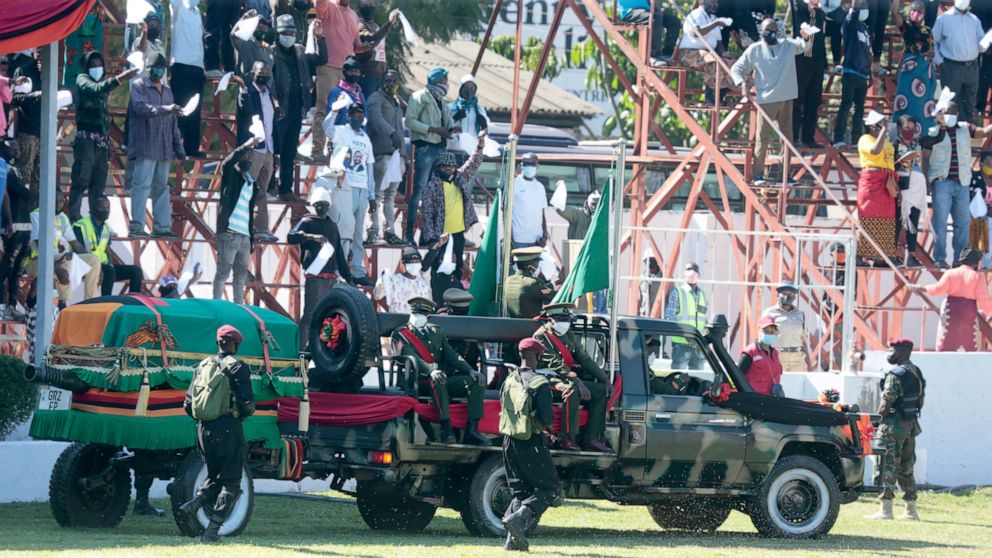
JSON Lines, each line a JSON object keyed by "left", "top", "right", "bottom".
{"left": 305, "top": 21, "right": 318, "bottom": 55}
{"left": 126, "top": 51, "right": 145, "bottom": 73}
{"left": 249, "top": 115, "right": 265, "bottom": 140}
{"left": 398, "top": 11, "right": 418, "bottom": 46}
{"left": 437, "top": 238, "right": 456, "bottom": 275}
{"left": 214, "top": 71, "right": 234, "bottom": 95}
{"left": 331, "top": 92, "right": 353, "bottom": 112}
{"left": 126, "top": 0, "right": 155, "bottom": 24}
{"left": 981, "top": 28, "right": 992, "bottom": 50}
{"left": 549, "top": 180, "right": 568, "bottom": 212}
{"left": 13, "top": 78, "right": 32, "bottom": 94}
{"left": 800, "top": 22, "right": 821, "bottom": 36}
{"left": 56, "top": 90, "right": 73, "bottom": 109}
{"left": 180, "top": 94, "right": 200, "bottom": 116}
{"left": 935, "top": 86, "right": 956, "bottom": 114}
{"left": 864, "top": 109, "right": 885, "bottom": 127}
{"left": 716, "top": 17, "right": 734, "bottom": 27}
{"left": 456, "top": 132, "right": 476, "bottom": 154}
{"left": 483, "top": 136, "right": 502, "bottom": 157}
{"left": 305, "top": 243, "right": 336, "bottom": 276}
{"left": 69, "top": 254, "right": 93, "bottom": 289}
{"left": 381, "top": 150, "right": 403, "bottom": 187}
{"left": 233, "top": 16, "right": 260, "bottom": 42}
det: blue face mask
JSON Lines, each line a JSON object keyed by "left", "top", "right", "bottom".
{"left": 760, "top": 333, "right": 777, "bottom": 346}
{"left": 858, "top": 9, "right": 869, "bottom": 21}
{"left": 522, "top": 165, "right": 538, "bottom": 179}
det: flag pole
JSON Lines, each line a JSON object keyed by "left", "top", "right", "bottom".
{"left": 498, "top": 134, "right": 520, "bottom": 317}
{"left": 609, "top": 140, "right": 626, "bottom": 380}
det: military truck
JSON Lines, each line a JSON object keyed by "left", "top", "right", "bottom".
{"left": 27, "top": 289, "right": 870, "bottom": 540}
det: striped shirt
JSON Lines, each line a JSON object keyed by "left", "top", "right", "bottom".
{"left": 228, "top": 174, "right": 254, "bottom": 236}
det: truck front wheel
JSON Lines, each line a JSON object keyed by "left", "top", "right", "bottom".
{"left": 355, "top": 489, "right": 437, "bottom": 532}
{"left": 749, "top": 455, "right": 840, "bottom": 538}
{"left": 168, "top": 451, "right": 254, "bottom": 538}
{"left": 648, "top": 499, "right": 732, "bottom": 532}
{"left": 49, "top": 443, "right": 131, "bottom": 528}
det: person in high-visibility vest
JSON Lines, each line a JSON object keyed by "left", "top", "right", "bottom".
{"left": 70, "top": 196, "right": 144, "bottom": 296}
{"left": 27, "top": 192, "right": 102, "bottom": 303}
{"left": 663, "top": 262, "right": 708, "bottom": 370}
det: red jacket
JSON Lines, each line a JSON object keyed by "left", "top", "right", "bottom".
{"left": 741, "top": 343, "right": 782, "bottom": 396}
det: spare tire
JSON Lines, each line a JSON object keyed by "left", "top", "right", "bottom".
{"left": 309, "top": 285, "right": 379, "bottom": 391}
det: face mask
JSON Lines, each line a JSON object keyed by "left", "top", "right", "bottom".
{"left": 384, "top": 82, "right": 399, "bottom": 94}
{"left": 955, "top": 0, "right": 971, "bottom": 12}
{"left": 344, "top": 72, "right": 360, "bottom": 84}
{"left": 944, "top": 114, "right": 959, "bottom": 127}
{"left": 762, "top": 30, "right": 778, "bottom": 44}
{"left": 461, "top": 88, "right": 476, "bottom": 100}
{"left": 778, "top": 294, "right": 796, "bottom": 307}
{"left": 552, "top": 319, "right": 571, "bottom": 335}
{"left": 437, "top": 169, "right": 455, "bottom": 182}
{"left": 278, "top": 35, "right": 296, "bottom": 48}
{"left": 684, "top": 270, "right": 699, "bottom": 285}
{"left": 314, "top": 204, "right": 330, "bottom": 217}
{"left": 886, "top": 354, "right": 901, "bottom": 365}
{"left": 859, "top": 9, "right": 869, "bottom": 21}
{"left": 410, "top": 313, "right": 428, "bottom": 329}
{"left": 146, "top": 27, "right": 161, "bottom": 42}
{"left": 149, "top": 66, "right": 166, "bottom": 81}
{"left": 429, "top": 82, "right": 449, "bottom": 98}
{"left": 349, "top": 116, "right": 365, "bottom": 130}
{"left": 521, "top": 165, "right": 538, "bottom": 179}
{"left": 359, "top": 6, "right": 375, "bottom": 19}
{"left": 88, "top": 66, "right": 105, "bottom": 81}
{"left": 254, "top": 74, "right": 270, "bottom": 87}
{"left": 405, "top": 262, "right": 422, "bottom": 275}
{"left": 909, "top": 10, "right": 922, "bottom": 23}
{"left": 900, "top": 129, "right": 916, "bottom": 142}
{"left": 760, "top": 333, "right": 777, "bottom": 346}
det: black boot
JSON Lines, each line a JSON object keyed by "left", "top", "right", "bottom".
{"left": 439, "top": 419, "right": 456, "bottom": 444}
{"left": 463, "top": 419, "right": 488, "bottom": 445}
{"left": 133, "top": 498, "right": 166, "bottom": 517}
{"left": 179, "top": 494, "right": 203, "bottom": 516}
{"left": 502, "top": 505, "right": 534, "bottom": 552}
{"left": 504, "top": 532, "right": 519, "bottom": 551}
{"left": 201, "top": 518, "right": 223, "bottom": 544}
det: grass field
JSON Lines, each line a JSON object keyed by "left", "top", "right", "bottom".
{"left": 0, "top": 490, "right": 989, "bottom": 558}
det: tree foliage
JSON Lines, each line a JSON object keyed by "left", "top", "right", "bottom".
{"left": 379, "top": 0, "right": 491, "bottom": 76}
{"left": 486, "top": 35, "right": 563, "bottom": 80}
{"left": 0, "top": 356, "right": 37, "bottom": 440}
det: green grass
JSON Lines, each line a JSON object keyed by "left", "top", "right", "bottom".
{"left": 1, "top": 490, "right": 990, "bottom": 557}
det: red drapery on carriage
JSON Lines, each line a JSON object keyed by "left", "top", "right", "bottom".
{"left": 0, "top": 0, "right": 96, "bottom": 53}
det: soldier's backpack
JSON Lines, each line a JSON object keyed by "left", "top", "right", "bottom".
{"left": 499, "top": 367, "right": 550, "bottom": 440}
{"left": 189, "top": 356, "right": 239, "bottom": 421}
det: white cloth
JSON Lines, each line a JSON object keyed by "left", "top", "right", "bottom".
{"left": 511, "top": 176, "right": 548, "bottom": 244}
{"left": 169, "top": 0, "right": 205, "bottom": 68}
{"left": 680, "top": 7, "right": 722, "bottom": 50}
{"left": 902, "top": 170, "right": 928, "bottom": 233}
{"left": 374, "top": 271, "right": 432, "bottom": 314}
{"left": 254, "top": 84, "right": 275, "bottom": 153}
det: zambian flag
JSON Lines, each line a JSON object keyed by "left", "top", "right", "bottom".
{"left": 469, "top": 191, "right": 502, "bottom": 316}
{"left": 553, "top": 179, "right": 611, "bottom": 303}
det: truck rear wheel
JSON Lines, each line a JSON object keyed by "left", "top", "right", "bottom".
{"left": 169, "top": 451, "right": 254, "bottom": 538}
{"left": 461, "top": 455, "right": 537, "bottom": 538}
{"left": 355, "top": 484, "right": 436, "bottom": 532}
{"left": 749, "top": 455, "right": 840, "bottom": 538}
{"left": 49, "top": 443, "right": 131, "bottom": 528}
{"left": 309, "top": 285, "right": 379, "bottom": 392}
{"left": 648, "top": 499, "right": 732, "bottom": 532}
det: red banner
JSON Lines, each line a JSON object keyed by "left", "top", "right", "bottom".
{"left": 0, "top": 0, "right": 96, "bottom": 54}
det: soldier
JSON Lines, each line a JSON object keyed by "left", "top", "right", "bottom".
{"left": 179, "top": 325, "right": 255, "bottom": 543}
{"left": 504, "top": 246, "right": 556, "bottom": 319}
{"left": 499, "top": 337, "right": 560, "bottom": 552}
{"left": 441, "top": 288, "right": 481, "bottom": 369}
{"left": 534, "top": 303, "right": 614, "bottom": 453}
{"left": 392, "top": 296, "right": 487, "bottom": 445}
{"left": 868, "top": 338, "right": 926, "bottom": 521}
{"left": 762, "top": 281, "right": 809, "bottom": 371}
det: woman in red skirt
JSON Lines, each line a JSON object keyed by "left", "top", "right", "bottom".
{"left": 856, "top": 111, "right": 900, "bottom": 266}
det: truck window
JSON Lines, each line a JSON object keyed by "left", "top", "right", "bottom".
{"left": 473, "top": 161, "right": 593, "bottom": 207}
{"left": 642, "top": 333, "right": 716, "bottom": 397}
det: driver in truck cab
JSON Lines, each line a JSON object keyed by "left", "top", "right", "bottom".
{"left": 392, "top": 296, "right": 487, "bottom": 445}
{"left": 533, "top": 303, "right": 614, "bottom": 453}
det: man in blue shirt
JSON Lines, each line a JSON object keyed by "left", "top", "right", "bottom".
{"left": 832, "top": 1, "right": 872, "bottom": 148}
{"left": 619, "top": 0, "right": 682, "bottom": 67}
{"left": 933, "top": 0, "right": 988, "bottom": 124}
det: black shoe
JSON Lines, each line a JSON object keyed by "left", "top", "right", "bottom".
{"left": 463, "top": 420, "right": 489, "bottom": 445}
{"left": 201, "top": 520, "right": 223, "bottom": 544}
{"left": 384, "top": 232, "right": 405, "bottom": 245}
{"left": 504, "top": 532, "right": 519, "bottom": 551}
{"left": 936, "top": 260, "right": 949, "bottom": 269}
{"left": 129, "top": 227, "right": 149, "bottom": 238}
{"left": 253, "top": 232, "right": 279, "bottom": 243}
{"left": 905, "top": 255, "right": 922, "bottom": 268}
{"left": 133, "top": 499, "right": 166, "bottom": 517}
{"left": 352, "top": 276, "right": 375, "bottom": 287}
{"left": 179, "top": 494, "right": 203, "bottom": 516}
{"left": 502, "top": 506, "right": 533, "bottom": 552}
{"left": 188, "top": 150, "right": 208, "bottom": 158}
{"left": 365, "top": 230, "right": 380, "bottom": 244}
{"left": 804, "top": 140, "right": 823, "bottom": 149}
{"left": 439, "top": 419, "right": 456, "bottom": 444}
{"left": 151, "top": 230, "right": 179, "bottom": 240}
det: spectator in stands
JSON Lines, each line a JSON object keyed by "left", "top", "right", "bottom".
{"left": 374, "top": 246, "right": 432, "bottom": 313}
{"left": 272, "top": 14, "right": 326, "bottom": 203}
{"left": 619, "top": 0, "right": 682, "bottom": 67}
{"left": 893, "top": 1, "right": 936, "bottom": 132}
{"left": 0, "top": 140, "right": 31, "bottom": 320}
{"left": 245, "top": 0, "right": 273, "bottom": 22}
{"left": 72, "top": 197, "right": 144, "bottom": 296}
{"left": 678, "top": 0, "right": 731, "bottom": 104}
{"left": 356, "top": 1, "right": 401, "bottom": 93}
{"left": 895, "top": 115, "right": 926, "bottom": 267}
{"left": 406, "top": 67, "right": 456, "bottom": 243}
{"left": 449, "top": 75, "right": 489, "bottom": 164}
{"left": 323, "top": 99, "right": 376, "bottom": 286}
{"left": 973, "top": 151, "right": 992, "bottom": 268}
{"left": 856, "top": 111, "right": 899, "bottom": 266}
{"left": 10, "top": 69, "right": 42, "bottom": 188}
{"left": 867, "top": 0, "right": 893, "bottom": 75}
{"left": 272, "top": 0, "right": 311, "bottom": 43}
{"left": 974, "top": 1, "right": 992, "bottom": 119}
{"left": 233, "top": 61, "right": 279, "bottom": 244}
{"left": 127, "top": 52, "right": 185, "bottom": 239}
{"left": 287, "top": 187, "right": 353, "bottom": 348}
{"left": 832, "top": 2, "right": 872, "bottom": 148}
{"left": 69, "top": 54, "right": 137, "bottom": 222}
{"left": 664, "top": 262, "right": 708, "bottom": 370}
{"left": 823, "top": 0, "right": 846, "bottom": 65}
{"left": 27, "top": 193, "right": 102, "bottom": 306}
{"left": 557, "top": 190, "right": 600, "bottom": 241}
{"left": 61, "top": 5, "right": 103, "bottom": 95}
{"left": 204, "top": 0, "right": 242, "bottom": 78}
{"left": 326, "top": 56, "right": 367, "bottom": 127}
{"left": 791, "top": 0, "right": 828, "bottom": 148}
{"left": 932, "top": 0, "right": 987, "bottom": 124}
{"left": 762, "top": 281, "right": 808, "bottom": 372}
{"left": 125, "top": 2, "right": 165, "bottom": 54}
{"left": 738, "top": 315, "right": 784, "bottom": 396}
{"left": 232, "top": 10, "right": 276, "bottom": 81}
{"left": 920, "top": 100, "right": 992, "bottom": 268}
{"left": 366, "top": 69, "right": 407, "bottom": 245}
{"left": 313, "top": 0, "right": 366, "bottom": 164}
{"left": 912, "top": 247, "right": 992, "bottom": 351}
{"left": 639, "top": 255, "right": 662, "bottom": 317}
{"left": 214, "top": 137, "right": 264, "bottom": 302}
{"left": 419, "top": 135, "right": 487, "bottom": 303}
{"left": 169, "top": 0, "right": 207, "bottom": 158}
{"left": 511, "top": 154, "right": 549, "bottom": 249}
{"left": 730, "top": 18, "right": 811, "bottom": 184}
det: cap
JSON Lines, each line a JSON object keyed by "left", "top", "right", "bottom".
{"left": 428, "top": 66, "right": 448, "bottom": 83}
{"left": 459, "top": 74, "right": 477, "bottom": 87}
{"left": 512, "top": 246, "right": 543, "bottom": 263}
{"left": 408, "top": 296, "right": 436, "bottom": 314}
{"left": 310, "top": 187, "right": 331, "bottom": 205}
{"left": 757, "top": 315, "right": 778, "bottom": 329}
{"left": 146, "top": 50, "right": 167, "bottom": 68}
{"left": 959, "top": 247, "right": 982, "bottom": 265}
{"left": 401, "top": 247, "right": 422, "bottom": 263}
{"left": 276, "top": 14, "right": 296, "bottom": 32}
{"left": 518, "top": 337, "right": 546, "bottom": 353}
{"left": 541, "top": 302, "right": 575, "bottom": 317}
{"left": 685, "top": 262, "right": 700, "bottom": 273}
{"left": 888, "top": 337, "right": 914, "bottom": 349}
{"left": 443, "top": 288, "right": 473, "bottom": 308}
{"left": 347, "top": 103, "right": 365, "bottom": 114}
{"left": 343, "top": 56, "right": 361, "bottom": 71}
{"left": 436, "top": 151, "right": 458, "bottom": 167}
{"left": 159, "top": 274, "right": 178, "bottom": 287}
{"left": 776, "top": 281, "right": 798, "bottom": 293}
{"left": 217, "top": 325, "right": 244, "bottom": 342}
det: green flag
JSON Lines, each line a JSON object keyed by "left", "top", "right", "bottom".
{"left": 553, "top": 180, "right": 611, "bottom": 304}
{"left": 468, "top": 191, "right": 502, "bottom": 316}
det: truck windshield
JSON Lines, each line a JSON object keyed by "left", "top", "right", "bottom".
{"left": 642, "top": 333, "right": 718, "bottom": 396}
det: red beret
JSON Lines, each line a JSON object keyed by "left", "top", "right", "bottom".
{"left": 757, "top": 315, "right": 777, "bottom": 329}
{"left": 217, "top": 325, "right": 244, "bottom": 342}
{"left": 518, "top": 338, "right": 546, "bottom": 353}
{"left": 888, "top": 338, "right": 913, "bottom": 349}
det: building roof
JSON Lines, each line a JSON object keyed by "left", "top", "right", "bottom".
{"left": 405, "top": 39, "right": 599, "bottom": 127}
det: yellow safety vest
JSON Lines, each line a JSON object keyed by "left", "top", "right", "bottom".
{"left": 29, "top": 211, "right": 72, "bottom": 259}
{"left": 76, "top": 216, "right": 110, "bottom": 264}
{"left": 671, "top": 286, "right": 707, "bottom": 345}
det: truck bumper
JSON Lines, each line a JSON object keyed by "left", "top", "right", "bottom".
{"left": 840, "top": 455, "right": 865, "bottom": 500}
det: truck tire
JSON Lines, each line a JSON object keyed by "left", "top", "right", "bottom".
{"left": 648, "top": 499, "right": 732, "bottom": 532}
{"left": 49, "top": 443, "right": 131, "bottom": 528}
{"left": 169, "top": 451, "right": 254, "bottom": 538}
{"left": 309, "top": 285, "right": 379, "bottom": 392}
{"left": 460, "top": 455, "right": 537, "bottom": 538}
{"left": 749, "top": 455, "right": 840, "bottom": 538}
{"left": 355, "top": 487, "right": 436, "bottom": 532}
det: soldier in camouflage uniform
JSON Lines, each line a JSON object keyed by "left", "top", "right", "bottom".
{"left": 868, "top": 338, "right": 926, "bottom": 521}
{"left": 504, "top": 247, "right": 556, "bottom": 319}
{"left": 392, "top": 296, "right": 488, "bottom": 445}
{"left": 534, "top": 303, "right": 614, "bottom": 452}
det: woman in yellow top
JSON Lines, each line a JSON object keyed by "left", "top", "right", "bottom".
{"left": 856, "top": 111, "right": 899, "bottom": 266}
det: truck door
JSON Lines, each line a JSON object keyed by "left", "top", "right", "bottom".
{"left": 639, "top": 333, "right": 747, "bottom": 488}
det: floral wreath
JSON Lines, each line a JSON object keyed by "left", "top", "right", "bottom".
{"left": 319, "top": 315, "right": 347, "bottom": 350}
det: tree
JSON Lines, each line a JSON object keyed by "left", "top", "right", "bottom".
{"left": 0, "top": 356, "right": 37, "bottom": 439}
{"left": 486, "top": 35, "right": 563, "bottom": 80}
{"left": 379, "top": 0, "right": 492, "bottom": 75}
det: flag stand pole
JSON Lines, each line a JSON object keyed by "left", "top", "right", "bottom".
{"left": 608, "top": 140, "right": 626, "bottom": 381}
{"left": 498, "top": 134, "right": 520, "bottom": 317}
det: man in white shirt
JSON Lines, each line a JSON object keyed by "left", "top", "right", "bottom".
{"left": 511, "top": 153, "right": 549, "bottom": 249}
{"left": 323, "top": 98, "right": 376, "bottom": 286}
{"left": 374, "top": 247, "right": 432, "bottom": 313}
{"left": 169, "top": 0, "right": 206, "bottom": 157}
{"left": 677, "top": 0, "right": 731, "bottom": 103}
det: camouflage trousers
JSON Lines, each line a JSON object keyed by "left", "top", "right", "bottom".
{"left": 873, "top": 426, "right": 918, "bottom": 501}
